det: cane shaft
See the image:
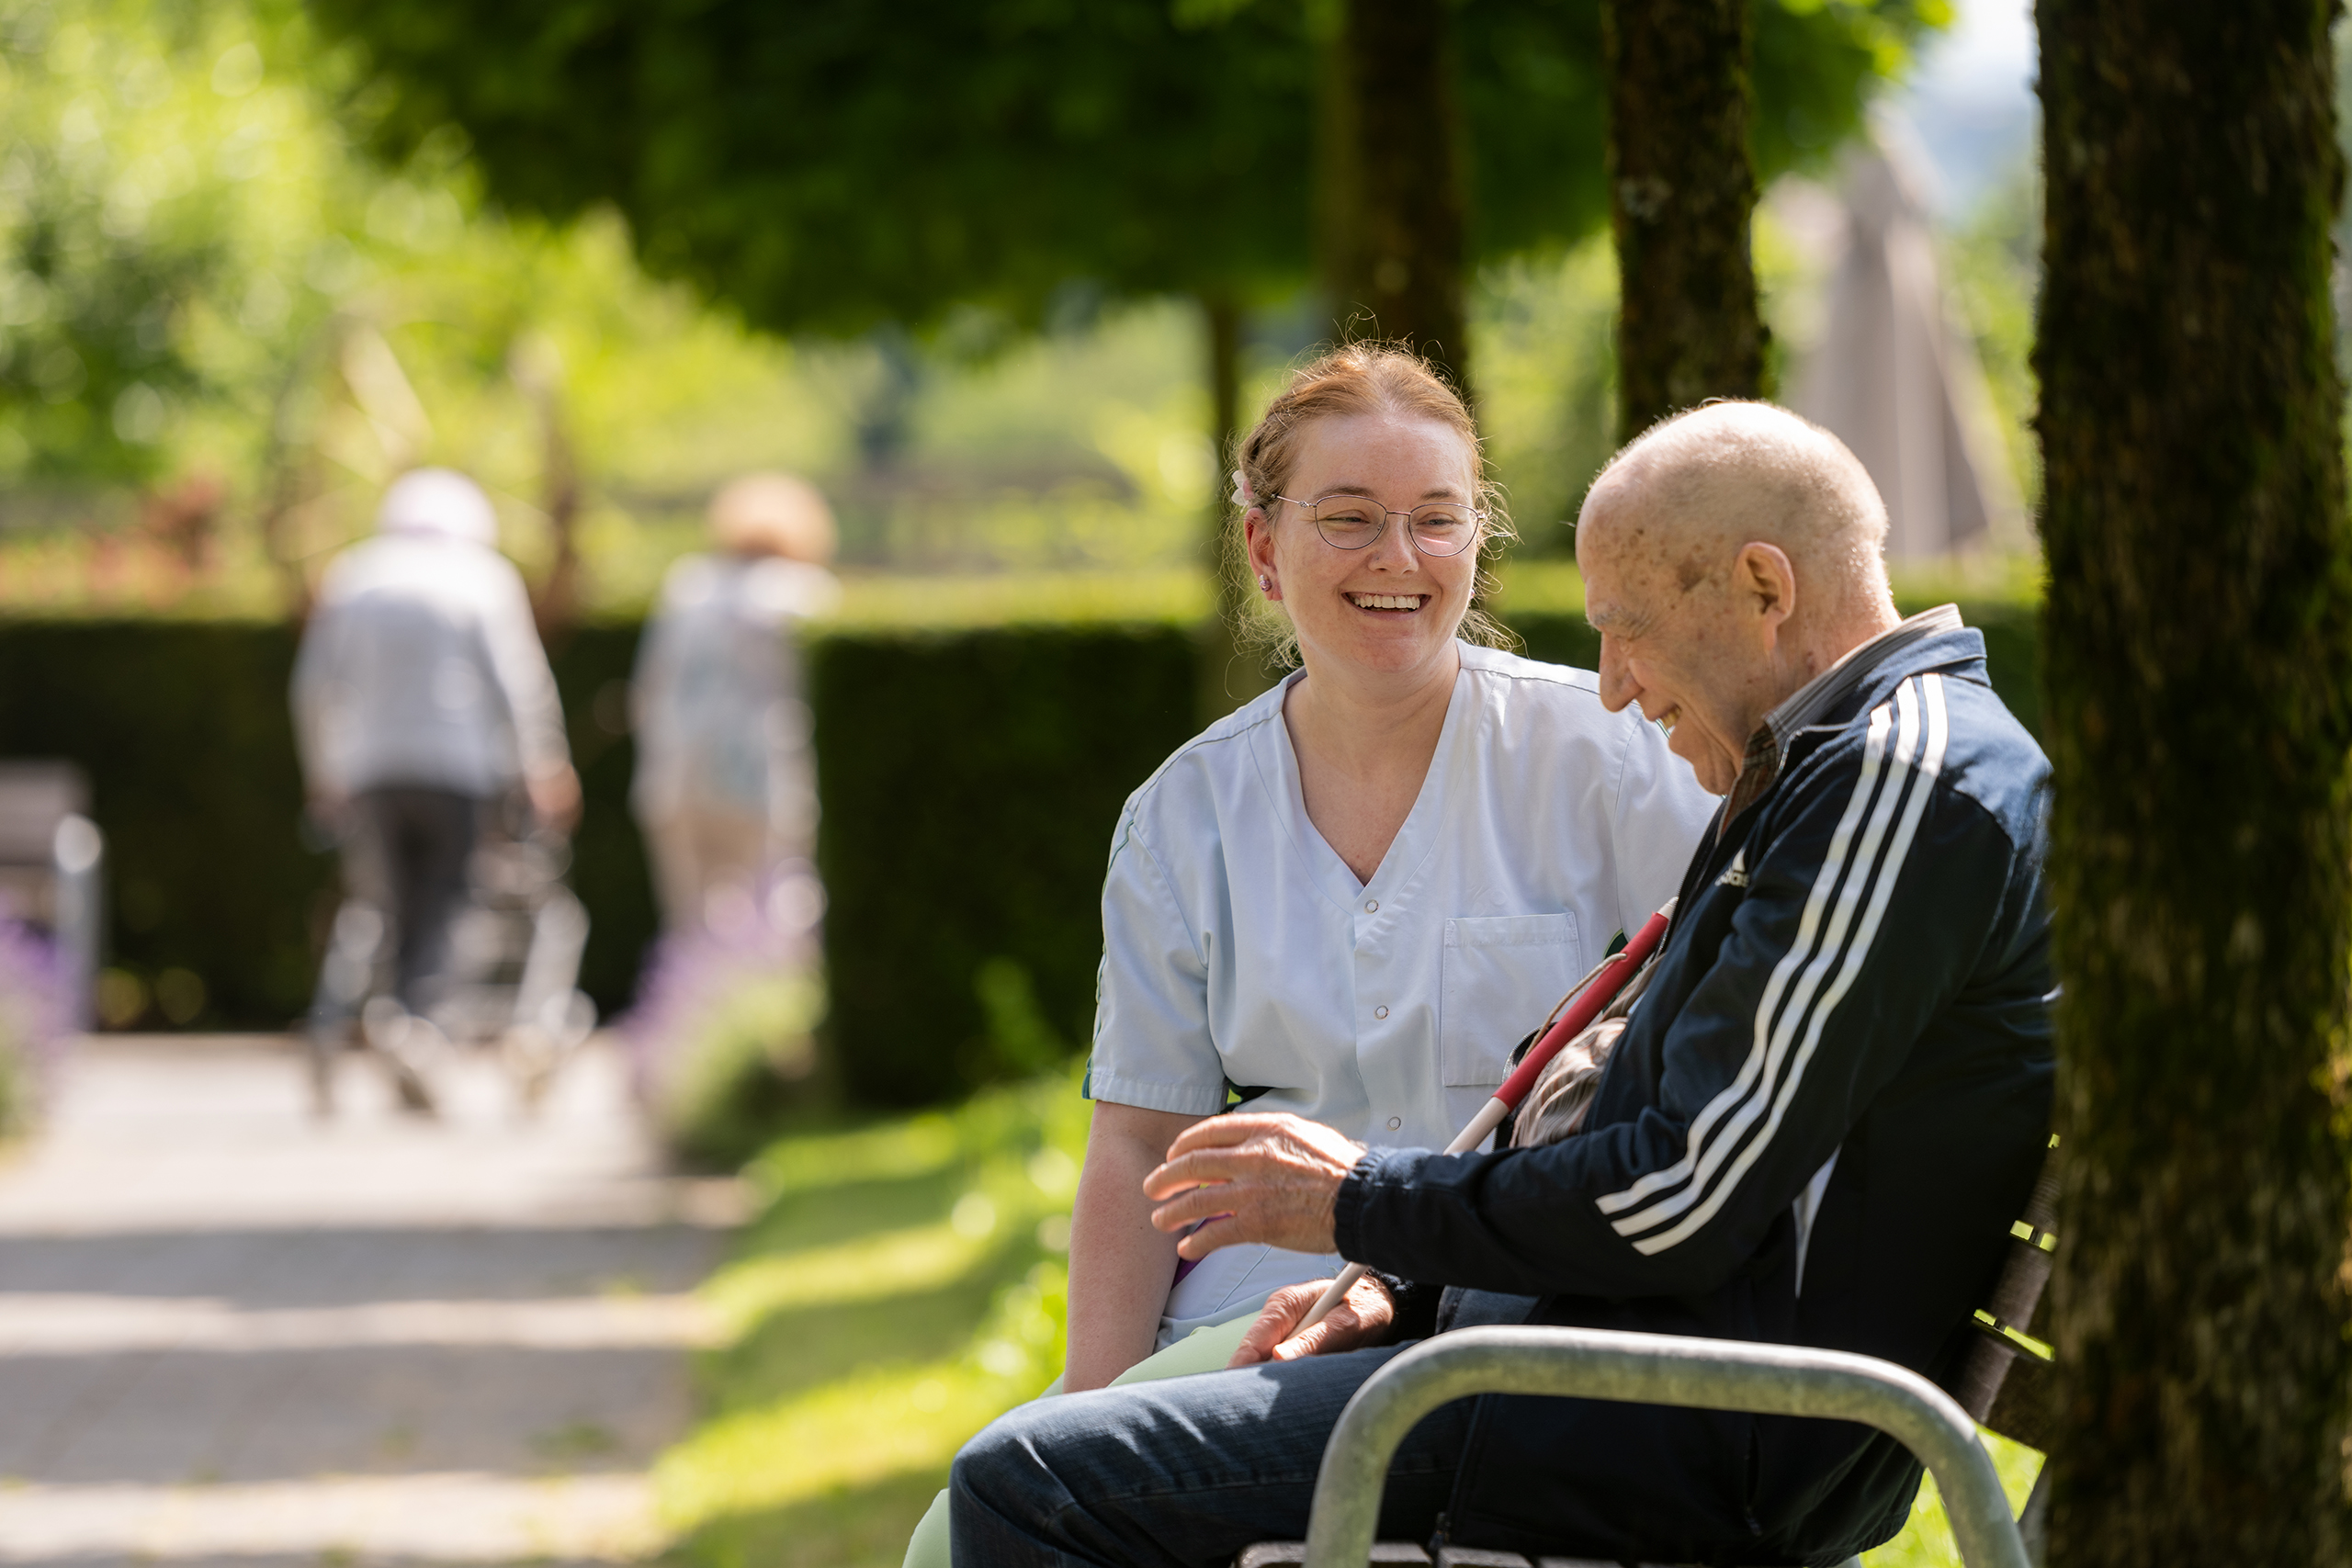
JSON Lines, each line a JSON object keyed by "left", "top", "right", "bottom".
{"left": 1283, "top": 903, "right": 1675, "bottom": 1344}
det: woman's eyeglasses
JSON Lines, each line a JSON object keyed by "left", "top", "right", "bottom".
{"left": 1275, "top": 493, "right": 1485, "bottom": 558}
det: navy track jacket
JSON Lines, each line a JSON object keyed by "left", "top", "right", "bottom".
{"left": 1333, "top": 623, "right": 2054, "bottom": 1566}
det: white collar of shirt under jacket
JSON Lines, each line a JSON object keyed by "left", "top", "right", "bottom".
{"left": 1719, "top": 604, "right": 1965, "bottom": 832}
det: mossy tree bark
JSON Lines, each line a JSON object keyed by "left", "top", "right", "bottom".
{"left": 1603, "top": 0, "right": 1768, "bottom": 439}
{"left": 2036, "top": 2, "right": 2352, "bottom": 1562}
{"left": 1322, "top": 0, "right": 1471, "bottom": 393}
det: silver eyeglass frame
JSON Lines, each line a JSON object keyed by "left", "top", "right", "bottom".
{"left": 1272, "top": 493, "right": 1488, "bottom": 558}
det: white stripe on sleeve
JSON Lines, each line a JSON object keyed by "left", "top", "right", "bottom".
{"left": 1618, "top": 675, "right": 1949, "bottom": 1257}
{"left": 1594, "top": 690, "right": 1898, "bottom": 1222}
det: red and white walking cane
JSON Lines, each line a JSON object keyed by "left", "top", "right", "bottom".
{"left": 1281, "top": 897, "right": 1678, "bottom": 1339}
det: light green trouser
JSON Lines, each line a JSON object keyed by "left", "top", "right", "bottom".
{"left": 901, "top": 1314, "right": 1258, "bottom": 1568}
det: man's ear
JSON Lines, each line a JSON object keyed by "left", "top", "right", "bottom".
{"left": 1731, "top": 542, "right": 1798, "bottom": 633}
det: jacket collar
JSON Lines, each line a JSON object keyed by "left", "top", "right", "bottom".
{"left": 1718, "top": 604, "right": 1968, "bottom": 831}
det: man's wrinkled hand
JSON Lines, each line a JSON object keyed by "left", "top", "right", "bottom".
{"left": 1143, "top": 1112, "right": 1364, "bottom": 1259}
{"left": 1227, "top": 1275, "right": 1394, "bottom": 1368}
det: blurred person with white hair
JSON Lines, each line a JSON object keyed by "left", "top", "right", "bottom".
{"left": 630, "top": 472, "right": 841, "bottom": 935}
{"left": 292, "top": 468, "right": 578, "bottom": 1101}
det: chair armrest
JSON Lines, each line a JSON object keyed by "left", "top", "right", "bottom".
{"left": 1300, "top": 1325, "right": 2030, "bottom": 1568}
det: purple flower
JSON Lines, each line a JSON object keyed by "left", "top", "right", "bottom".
{"left": 0, "top": 919, "right": 72, "bottom": 1127}
{"left": 618, "top": 864, "right": 827, "bottom": 1108}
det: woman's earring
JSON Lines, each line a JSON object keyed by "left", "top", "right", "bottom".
{"left": 1258, "top": 575, "right": 1272, "bottom": 592}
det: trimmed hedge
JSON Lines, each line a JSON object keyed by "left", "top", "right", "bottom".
{"left": 0, "top": 620, "right": 656, "bottom": 1029}
{"left": 0, "top": 596, "right": 2037, "bottom": 1106}
{"left": 0, "top": 622, "right": 321, "bottom": 1025}
{"left": 810, "top": 626, "right": 1199, "bottom": 1105}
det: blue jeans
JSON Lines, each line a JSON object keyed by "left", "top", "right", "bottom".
{"left": 948, "top": 1343, "right": 1472, "bottom": 1568}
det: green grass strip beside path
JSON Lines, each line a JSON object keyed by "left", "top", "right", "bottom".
{"left": 656, "top": 1070, "right": 1087, "bottom": 1567}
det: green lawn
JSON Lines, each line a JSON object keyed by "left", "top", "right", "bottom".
{"left": 655, "top": 1069, "right": 1089, "bottom": 1567}
{"left": 654, "top": 1067, "right": 2041, "bottom": 1567}
{"left": 1861, "top": 1430, "right": 2041, "bottom": 1568}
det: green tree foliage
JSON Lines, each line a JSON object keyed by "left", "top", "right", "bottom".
{"left": 1465, "top": 0, "right": 1940, "bottom": 258}
{"left": 0, "top": 0, "right": 874, "bottom": 607}
{"left": 0, "top": 0, "right": 1944, "bottom": 612}
{"left": 309, "top": 0, "right": 1941, "bottom": 344}
{"left": 0, "top": 3, "right": 316, "bottom": 483}
{"left": 306, "top": 0, "right": 1318, "bottom": 336}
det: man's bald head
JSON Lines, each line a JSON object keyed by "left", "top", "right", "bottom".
{"left": 1574, "top": 403, "right": 1903, "bottom": 794}
{"left": 1579, "top": 401, "right": 1892, "bottom": 631}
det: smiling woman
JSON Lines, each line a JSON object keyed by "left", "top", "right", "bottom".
{"left": 1229, "top": 344, "right": 1512, "bottom": 674}
{"left": 1059, "top": 343, "right": 1723, "bottom": 1392}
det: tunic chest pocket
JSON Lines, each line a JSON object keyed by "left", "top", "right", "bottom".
{"left": 1440, "top": 913, "right": 1583, "bottom": 1088}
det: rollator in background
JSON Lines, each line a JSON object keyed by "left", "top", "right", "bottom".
{"left": 292, "top": 468, "right": 593, "bottom": 1118}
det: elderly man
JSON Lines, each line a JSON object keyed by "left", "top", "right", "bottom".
{"left": 952, "top": 403, "right": 2053, "bottom": 1566}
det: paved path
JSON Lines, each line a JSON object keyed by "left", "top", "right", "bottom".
{"left": 0, "top": 1034, "right": 739, "bottom": 1568}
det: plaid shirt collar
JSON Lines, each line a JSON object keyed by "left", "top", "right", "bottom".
{"left": 1717, "top": 604, "right": 1965, "bottom": 833}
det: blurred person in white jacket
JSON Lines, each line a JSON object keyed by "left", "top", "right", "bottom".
{"left": 292, "top": 468, "right": 579, "bottom": 1047}
{"left": 630, "top": 472, "right": 840, "bottom": 934}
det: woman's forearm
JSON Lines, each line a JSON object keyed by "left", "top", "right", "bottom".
{"left": 1063, "top": 1102, "right": 1201, "bottom": 1392}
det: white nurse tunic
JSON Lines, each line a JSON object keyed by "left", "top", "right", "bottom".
{"left": 1084, "top": 641, "right": 1720, "bottom": 1344}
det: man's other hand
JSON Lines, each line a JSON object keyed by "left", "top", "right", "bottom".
{"left": 1227, "top": 1274, "right": 1394, "bottom": 1368}
{"left": 1143, "top": 1112, "right": 1364, "bottom": 1259}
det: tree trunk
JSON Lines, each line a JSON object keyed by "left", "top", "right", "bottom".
{"left": 1603, "top": 0, "right": 1767, "bottom": 439}
{"left": 1322, "top": 0, "right": 1470, "bottom": 394}
{"left": 511, "top": 335, "right": 582, "bottom": 639}
{"left": 1196, "top": 293, "right": 1272, "bottom": 722}
{"left": 1207, "top": 293, "right": 1243, "bottom": 522}
{"left": 2035, "top": 3, "right": 2352, "bottom": 1563}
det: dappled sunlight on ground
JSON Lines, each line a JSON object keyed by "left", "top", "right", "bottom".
{"left": 0, "top": 1033, "right": 726, "bottom": 1567}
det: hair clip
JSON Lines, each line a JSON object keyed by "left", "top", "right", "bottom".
{"left": 1230, "top": 469, "right": 1254, "bottom": 507}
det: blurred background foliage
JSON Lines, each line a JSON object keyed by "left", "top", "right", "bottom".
{"left": 0, "top": 0, "right": 850, "bottom": 604}
{"left": 0, "top": 0, "right": 2031, "bottom": 617}
{"left": 300, "top": 0, "right": 1938, "bottom": 334}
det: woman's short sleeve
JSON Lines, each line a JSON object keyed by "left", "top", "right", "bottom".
{"left": 1083, "top": 808, "right": 1228, "bottom": 1117}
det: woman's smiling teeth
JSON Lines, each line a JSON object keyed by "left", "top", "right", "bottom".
{"left": 1345, "top": 592, "right": 1428, "bottom": 613}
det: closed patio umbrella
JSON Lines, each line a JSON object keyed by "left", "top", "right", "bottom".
{"left": 1787, "top": 120, "right": 2026, "bottom": 561}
